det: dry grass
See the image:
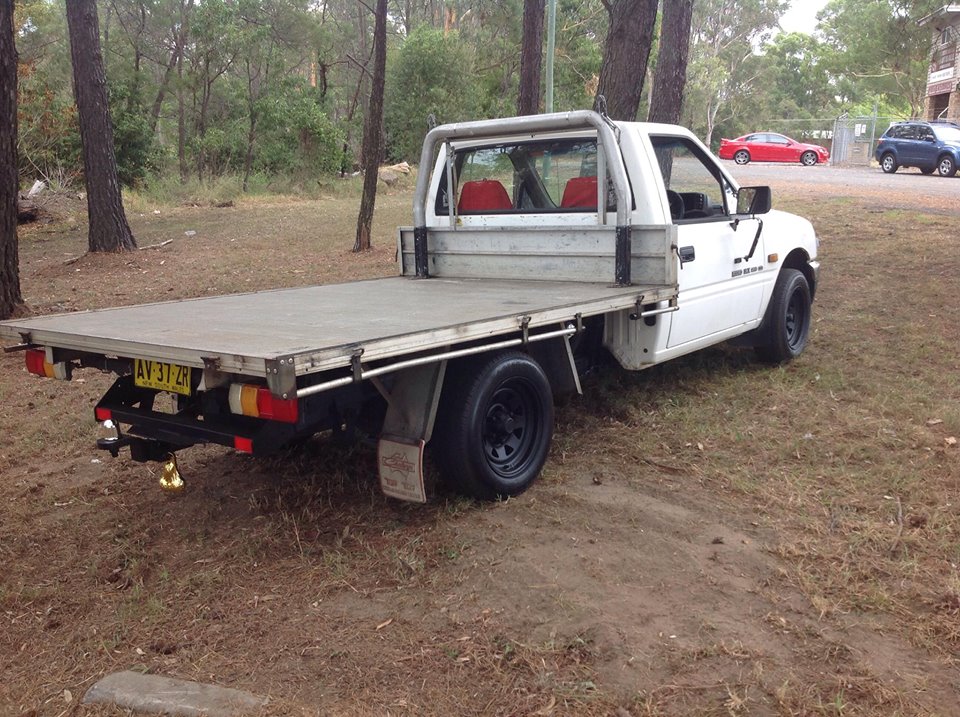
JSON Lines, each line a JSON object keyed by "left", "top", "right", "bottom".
{"left": 2, "top": 174, "right": 960, "bottom": 716}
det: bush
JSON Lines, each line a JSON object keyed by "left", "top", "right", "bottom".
{"left": 384, "top": 28, "right": 479, "bottom": 162}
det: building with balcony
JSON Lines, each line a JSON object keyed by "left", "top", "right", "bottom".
{"left": 920, "top": 5, "right": 960, "bottom": 121}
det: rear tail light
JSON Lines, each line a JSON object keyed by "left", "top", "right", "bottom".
{"left": 25, "top": 349, "right": 70, "bottom": 379}
{"left": 228, "top": 384, "right": 299, "bottom": 423}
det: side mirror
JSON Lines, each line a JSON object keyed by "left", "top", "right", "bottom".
{"left": 736, "top": 185, "right": 772, "bottom": 215}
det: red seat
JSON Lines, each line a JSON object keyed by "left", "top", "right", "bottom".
{"left": 560, "top": 175, "right": 598, "bottom": 209}
{"left": 458, "top": 179, "right": 512, "bottom": 212}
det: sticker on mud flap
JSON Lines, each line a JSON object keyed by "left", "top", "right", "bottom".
{"left": 377, "top": 437, "right": 427, "bottom": 503}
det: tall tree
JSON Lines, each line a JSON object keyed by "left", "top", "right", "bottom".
{"left": 353, "top": 0, "right": 388, "bottom": 253}
{"left": 0, "top": 0, "right": 23, "bottom": 319}
{"left": 818, "top": 0, "right": 941, "bottom": 117}
{"left": 684, "top": 0, "right": 783, "bottom": 147}
{"left": 593, "top": 0, "right": 658, "bottom": 120}
{"left": 517, "top": 0, "right": 545, "bottom": 115}
{"left": 647, "top": 0, "right": 694, "bottom": 124}
{"left": 65, "top": 0, "right": 136, "bottom": 252}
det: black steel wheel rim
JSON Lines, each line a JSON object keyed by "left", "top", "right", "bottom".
{"left": 785, "top": 287, "right": 808, "bottom": 351}
{"left": 482, "top": 379, "right": 541, "bottom": 480}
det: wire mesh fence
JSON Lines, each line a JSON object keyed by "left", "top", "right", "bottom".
{"left": 747, "top": 115, "right": 901, "bottom": 166}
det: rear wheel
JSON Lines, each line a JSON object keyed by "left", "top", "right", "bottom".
{"left": 755, "top": 268, "right": 812, "bottom": 364}
{"left": 734, "top": 150, "right": 750, "bottom": 165}
{"left": 880, "top": 153, "right": 898, "bottom": 173}
{"left": 937, "top": 155, "right": 956, "bottom": 177}
{"left": 434, "top": 351, "right": 554, "bottom": 500}
{"left": 800, "top": 151, "right": 818, "bottom": 166}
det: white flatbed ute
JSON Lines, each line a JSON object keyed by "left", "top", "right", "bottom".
{"left": 1, "top": 110, "right": 820, "bottom": 503}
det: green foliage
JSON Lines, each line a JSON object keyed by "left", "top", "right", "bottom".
{"left": 817, "top": 0, "right": 942, "bottom": 116}
{"left": 761, "top": 32, "right": 837, "bottom": 119}
{"left": 108, "top": 82, "right": 162, "bottom": 187}
{"left": 17, "top": 63, "right": 82, "bottom": 186}
{"left": 384, "top": 27, "right": 479, "bottom": 161}
{"left": 254, "top": 82, "right": 346, "bottom": 175}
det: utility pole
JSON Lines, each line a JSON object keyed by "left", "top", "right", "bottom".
{"left": 545, "top": 0, "right": 556, "bottom": 112}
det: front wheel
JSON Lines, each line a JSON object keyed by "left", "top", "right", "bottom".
{"left": 800, "top": 151, "right": 818, "bottom": 166}
{"left": 734, "top": 150, "right": 750, "bottom": 165}
{"left": 754, "top": 268, "right": 812, "bottom": 364}
{"left": 880, "top": 153, "right": 898, "bottom": 173}
{"left": 434, "top": 351, "right": 554, "bottom": 500}
{"left": 937, "top": 155, "right": 956, "bottom": 177}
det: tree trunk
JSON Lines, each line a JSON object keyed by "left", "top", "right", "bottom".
{"left": 517, "top": 0, "right": 545, "bottom": 115}
{"left": 647, "top": 0, "right": 693, "bottom": 125}
{"left": 593, "top": 0, "right": 659, "bottom": 121}
{"left": 177, "top": 47, "right": 187, "bottom": 181}
{"left": 0, "top": 0, "right": 23, "bottom": 319}
{"left": 242, "top": 110, "right": 257, "bottom": 192}
{"left": 65, "top": 0, "right": 136, "bottom": 252}
{"left": 150, "top": 0, "right": 194, "bottom": 137}
{"left": 353, "top": 0, "right": 387, "bottom": 253}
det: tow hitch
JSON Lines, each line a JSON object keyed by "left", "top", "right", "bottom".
{"left": 96, "top": 419, "right": 132, "bottom": 457}
{"left": 159, "top": 453, "right": 184, "bottom": 493}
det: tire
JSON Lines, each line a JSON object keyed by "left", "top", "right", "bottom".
{"left": 754, "top": 268, "right": 812, "bottom": 364}
{"left": 880, "top": 153, "right": 898, "bottom": 173}
{"left": 937, "top": 155, "right": 956, "bottom": 177}
{"left": 434, "top": 351, "right": 554, "bottom": 500}
{"left": 800, "top": 151, "right": 818, "bottom": 166}
{"left": 734, "top": 150, "right": 750, "bottom": 165}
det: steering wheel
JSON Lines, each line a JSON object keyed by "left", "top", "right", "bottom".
{"left": 666, "top": 190, "right": 684, "bottom": 221}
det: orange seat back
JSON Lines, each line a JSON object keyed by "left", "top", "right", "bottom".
{"left": 458, "top": 179, "right": 512, "bottom": 212}
{"left": 560, "top": 175, "right": 598, "bottom": 209}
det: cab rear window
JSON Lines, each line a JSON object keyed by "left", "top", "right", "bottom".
{"left": 435, "top": 138, "right": 621, "bottom": 215}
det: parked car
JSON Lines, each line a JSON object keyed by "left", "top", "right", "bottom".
{"left": 718, "top": 132, "right": 830, "bottom": 166}
{"left": 875, "top": 120, "right": 960, "bottom": 177}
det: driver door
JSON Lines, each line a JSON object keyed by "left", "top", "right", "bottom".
{"left": 651, "top": 136, "right": 768, "bottom": 349}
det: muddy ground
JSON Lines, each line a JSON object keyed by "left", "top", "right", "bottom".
{"left": 1, "top": 167, "right": 959, "bottom": 716}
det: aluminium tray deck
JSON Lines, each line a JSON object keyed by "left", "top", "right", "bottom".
{"left": 0, "top": 276, "right": 675, "bottom": 380}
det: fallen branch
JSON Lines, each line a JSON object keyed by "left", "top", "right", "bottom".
{"left": 889, "top": 495, "right": 904, "bottom": 555}
{"left": 63, "top": 238, "right": 174, "bottom": 265}
{"left": 139, "top": 239, "right": 174, "bottom": 251}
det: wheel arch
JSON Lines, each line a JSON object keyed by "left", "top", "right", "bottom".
{"left": 782, "top": 248, "right": 817, "bottom": 301}
{"left": 937, "top": 151, "right": 958, "bottom": 167}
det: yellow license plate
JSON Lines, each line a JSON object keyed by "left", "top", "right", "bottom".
{"left": 134, "top": 359, "right": 192, "bottom": 396}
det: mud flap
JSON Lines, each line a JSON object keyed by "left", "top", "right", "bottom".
{"left": 377, "top": 436, "right": 427, "bottom": 503}
{"left": 374, "top": 361, "right": 446, "bottom": 503}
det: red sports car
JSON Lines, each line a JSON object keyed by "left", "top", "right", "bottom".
{"left": 718, "top": 132, "right": 830, "bottom": 166}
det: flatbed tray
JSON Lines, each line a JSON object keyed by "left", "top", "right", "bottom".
{"left": 0, "top": 276, "right": 675, "bottom": 381}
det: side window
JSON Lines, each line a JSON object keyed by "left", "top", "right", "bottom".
{"left": 901, "top": 125, "right": 919, "bottom": 141}
{"left": 435, "top": 138, "right": 617, "bottom": 216}
{"left": 650, "top": 135, "right": 734, "bottom": 223}
{"left": 768, "top": 134, "right": 790, "bottom": 145}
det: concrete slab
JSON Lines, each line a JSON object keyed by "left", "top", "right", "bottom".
{"left": 83, "top": 670, "right": 269, "bottom": 716}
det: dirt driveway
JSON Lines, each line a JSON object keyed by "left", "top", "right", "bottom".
{"left": 2, "top": 174, "right": 959, "bottom": 716}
